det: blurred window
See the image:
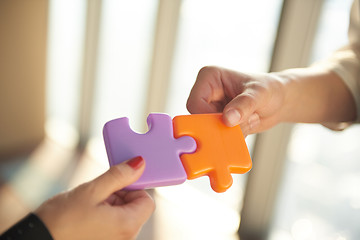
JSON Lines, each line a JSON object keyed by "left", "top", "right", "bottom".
{"left": 46, "top": 0, "right": 87, "bottom": 126}
{"left": 90, "top": 0, "right": 158, "bottom": 138}
{"left": 158, "top": 0, "right": 283, "bottom": 239}
{"left": 269, "top": 1, "right": 360, "bottom": 240}
{"left": 166, "top": 0, "right": 283, "bottom": 116}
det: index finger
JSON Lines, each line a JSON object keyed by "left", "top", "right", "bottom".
{"left": 90, "top": 157, "right": 145, "bottom": 202}
{"left": 120, "top": 190, "right": 155, "bottom": 222}
{"left": 186, "top": 66, "right": 226, "bottom": 114}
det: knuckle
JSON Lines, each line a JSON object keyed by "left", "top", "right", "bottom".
{"left": 198, "top": 65, "right": 212, "bottom": 73}
{"left": 240, "top": 93, "right": 257, "bottom": 108}
{"left": 186, "top": 97, "right": 194, "bottom": 112}
{"left": 198, "top": 66, "right": 219, "bottom": 77}
{"left": 246, "top": 82, "right": 267, "bottom": 94}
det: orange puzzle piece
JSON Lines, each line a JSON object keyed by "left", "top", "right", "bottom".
{"left": 173, "top": 113, "right": 252, "bottom": 193}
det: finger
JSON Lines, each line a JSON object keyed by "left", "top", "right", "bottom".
{"left": 119, "top": 190, "right": 155, "bottom": 224}
{"left": 249, "top": 114, "right": 279, "bottom": 134}
{"left": 222, "top": 78, "right": 271, "bottom": 127}
{"left": 105, "top": 193, "right": 126, "bottom": 206}
{"left": 186, "top": 66, "right": 226, "bottom": 114}
{"left": 223, "top": 92, "right": 259, "bottom": 127}
{"left": 106, "top": 190, "right": 146, "bottom": 206}
{"left": 90, "top": 156, "right": 145, "bottom": 202}
{"left": 240, "top": 113, "right": 260, "bottom": 136}
{"left": 241, "top": 113, "right": 281, "bottom": 137}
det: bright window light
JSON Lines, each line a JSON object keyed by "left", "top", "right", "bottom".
{"left": 159, "top": 0, "right": 283, "bottom": 239}
{"left": 90, "top": 0, "right": 158, "bottom": 141}
{"left": 46, "top": 0, "right": 87, "bottom": 126}
{"left": 270, "top": 1, "right": 360, "bottom": 239}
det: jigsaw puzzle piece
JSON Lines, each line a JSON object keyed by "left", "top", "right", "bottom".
{"left": 103, "top": 113, "right": 197, "bottom": 190}
{"left": 173, "top": 113, "right": 252, "bottom": 193}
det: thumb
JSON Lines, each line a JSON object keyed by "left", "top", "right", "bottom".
{"left": 223, "top": 91, "right": 259, "bottom": 127}
{"left": 90, "top": 156, "right": 145, "bottom": 202}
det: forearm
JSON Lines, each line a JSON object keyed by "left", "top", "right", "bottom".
{"left": 273, "top": 67, "right": 357, "bottom": 124}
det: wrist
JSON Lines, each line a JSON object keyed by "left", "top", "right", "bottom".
{"left": 268, "top": 70, "right": 298, "bottom": 123}
{"left": 34, "top": 200, "right": 60, "bottom": 240}
{"left": 269, "top": 67, "right": 356, "bottom": 124}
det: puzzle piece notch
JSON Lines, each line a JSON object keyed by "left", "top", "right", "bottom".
{"left": 103, "top": 113, "right": 197, "bottom": 190}
{"left": 173, "top": 113, "right": 252, "bottom": 193}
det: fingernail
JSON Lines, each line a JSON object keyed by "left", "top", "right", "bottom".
{"left": 248, "top": 114, "right": 260, "bottom": 129}
{"left": 126, "top": 156, "right": 144, "bottom": 170}
{"left": 225, "top": 109, "right": 241, "bottom": 126}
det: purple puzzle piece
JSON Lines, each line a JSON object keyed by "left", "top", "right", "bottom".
{"left": 103, "top": 113, "right": 197, "bottom": 190}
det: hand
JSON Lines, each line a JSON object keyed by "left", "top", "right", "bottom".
{"left": 35, "top": 156, "right": 155, "bottom": 240}
{"left": 186, "top": 66, "right": 286, "bottom": 136}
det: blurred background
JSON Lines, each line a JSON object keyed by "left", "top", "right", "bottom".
{"left": 1, "top": 0, "right": 360, "bottom": 239}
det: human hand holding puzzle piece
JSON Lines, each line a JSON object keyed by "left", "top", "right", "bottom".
{"left": 103, "top": 113, "right": 252, "bottom": 193}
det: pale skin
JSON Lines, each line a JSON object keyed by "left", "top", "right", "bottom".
{"left": 186, "top": 66, "right": 357, "bottom": 136}
{"left": 35, "top": 157, "right": 155, "bottom": 240}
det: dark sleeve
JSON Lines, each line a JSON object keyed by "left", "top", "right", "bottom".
{"left": 0, "top": 213, "right": 53, "bottom": 240}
